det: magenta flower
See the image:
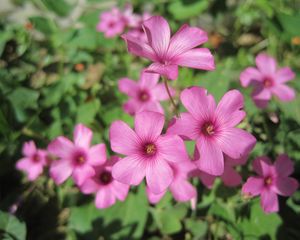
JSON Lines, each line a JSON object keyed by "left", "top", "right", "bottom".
{"left": 167, "top": 87, "right": 256, "bottom": 176}
{"left": 122, "top": 16, "right": 215, "bottom": 80}
{"left": 242, "top": 155, "right": 299, "bottom": 213}
{"left": 146, "top": 160, "right": 197, "bottom": 204}
{"left": 16, "top": 141, "right": 47, "bottom": 181}
{"left": 80, "top": 155, "right": 129, "bottom": 209}
{"left": 109, "top": 111, "right": 189, "bottom": 194}
{"left": 126, "top": 12, "right": 152, "bottom": 43}
{"left": 48, "top": 124, "right": 106, "bottom": 186}
{"left": 118, "top": 70, "right": 175, "bottom": 115}
{"left": 240, "top": 53, "right": 296, "bottom": 108}
{"left": 97, "top": 7, "right": 126, "bottom": 38}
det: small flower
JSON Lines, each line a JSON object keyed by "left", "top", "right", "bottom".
{"left": 109, "top": 111, "right": 189, "bottom": 194}
{"left": 146, "top": 160, "right": 196, "bottom": 204}
{"left": 48, "top": 124, "right": 106, "bottom": 186}
{"left": 167, "top": 87, "right": 256, "bottom": 176}
{"left": 240, "top": 53, "right": 296, "bottom": 108}
{"left": 119, "top": 70, "right": 175, "bottom": 115}
{"left": 16, "top": 141, "right": 47, "bottom": 181}
{"left": 122, "top": 16, "right": 215, "bottom": 80}
{"left": 80, "top": 156, "right": 130, "bottom": 209}
{"left": 242, "top": 155, "right": 299, "bottom": 213}
{"left": 126, "top": 12, "right": 152, "bottom": 43}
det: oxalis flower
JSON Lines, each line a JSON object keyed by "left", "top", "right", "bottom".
{"left": 167, "top": 87, "right": 256, "bottom": 176}
{"left": 240, "top": 53, "right": 296, "bottom": 108}
{"left": 48, "top": 124, "right": 106, "bottom": 186}
{"left": 122, "top": 16, "right": 215, "bottom": 80}
{"left": 109, "top": 111, "right": 189, "bottom": 194}
{"left": 16, "top": 141, "right": 48, "bottom": 181}
{"left": 118, "top": 70, "right": 175, "bottom": 115}
{"left": 242, "top": 155, "right": 299, "bottom": 213}
{"left": 80, "top": 155, "right": 130, "bottom": 209}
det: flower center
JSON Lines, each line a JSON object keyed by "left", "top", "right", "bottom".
{"left": 108, "top": 21, "right": 115, "bottom": 28}
{"left": 263, "top": 77, "right": 273, "bottom": 88}
{"left": 139, "top": 90, "right": 150, "bottom": 102}
{"left": 264, "top": 176, "right": 272, "bottom": 186}
{"left": 99, "top": 171, "right": 113, "bottom": 185}
{"left": 32, "top": 154, "right": 40, "bottom": 162}
{"left": 144, "top": 143, "right": 157, "bottom": 156}
{"left": 202, "top": 122, "right": 215, "bottom": 136}
{"left": 74, "top": 151, "right": 87, "bottom": 165}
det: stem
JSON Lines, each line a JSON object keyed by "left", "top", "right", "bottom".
{"left": 162, "top": 77, "right": 179, "bottom": 117}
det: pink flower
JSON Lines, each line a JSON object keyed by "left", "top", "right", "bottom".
{"left": 167, "top": 87, "right": 256, "bottom": 176}
{"left": 126, "top": 12, "right": 152, "bottom": 43}
{"left": 80, "top": 156, "right": 130, "bottom": 209}
{"left": 146, "top": 160, "right": 196, "bottom": 204}
{"left": 122, "top": 16, "right": 215, "bottom": 80}
{"left": 109, "top": 111, "right": 189, "bottom": 194}
{"left": 48, "top": 124, "right": 106, "bottom": 186}
{"left": 122, "top": 3, "right": 140, "bottom": 28}
{"left": 16, "top": 141, "right": 47, "bottom": 181}
{"left": 242, "top": 155, "right": 299, "bottom": 213}
{"left": 118, "top": 70, "right": 175, "bottom": 115}
{"left": 97, "top": 7, "right": 126, "bottom": 38}
{"left": 240, "top": 53, "right": 296, "bottom": 108}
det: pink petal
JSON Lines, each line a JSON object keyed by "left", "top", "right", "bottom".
{"left": 170, "top": 179, "right": 197, "bottom": 202}
{"left": 47, "top": 136, "right": 74, "bottom": 159}
{"left": 118, "top": 78, "right": 139, "bottom": 97}
{"left": 139, "top": 101, "right": 164, "bottom": 114}
{"left": 198, "top": 171, "right": 215, "bottom": 189}
{"left": 276, "top": 67, "right": 295, "bottom": 83}
{"left": 27, "top": 164, "right": 43, "bottom": 181}
{"left": 112, "top": 181, "right": 130, "bottom": 201}
{"left": 109, "top": 120, "right": 139, "bottom": 155}
{"left": 146, "top": 159, "right": 173, "bottom": 194}
{"left": 195, "top": 138, "right": 224, "bottom": 176}
{"left": 80, "top": 179, "right": 99, "bottom": 194}
{"left": 242, "top": 177, "right": 264, "bottom": 196}
{"left": 123, "top": 99, "right": 142, "bottom": 115}
{"left": 134, "top": 111, "right": 164, "bottom": 141}
{"left": 151, "top": 83, "right": 175, "bottom": 101}
{"left": 88, "top": 143, "right": 106, "bottom": 166}
{"left": 216, "top": 90, "right": 246, "bottom": 127}
{"left": 142, "top": 16, "right": 170, "bottom": 57}
{"left": 22, "top": 141, "right": 36, "bottom": 157}
{"left": 112, "top": 155, "right": 146, "bottom": 185}
{"left": 260, "top": 190, "right": 279, "bottom": 213}
{"left": 166, "top": 113, "right": 199, "bottom": 140}
{"left": 121, "top": 33, "right": 157, "bottom": 61}
{"left": 72, "top": 164, "right": 95, "bottom": 186}
{"left": 95, "top": 187, "right": 116, "bottom": 209}
{"left": 240, "top": 67, "right": 263, "bottom": 87}
{"left": 167, "top": 24, "right": 208, "bottom": 59}
{"left": 221, "top": 164, "right": 242, "bottom": 187}
{"left": 274, "top": 154, "right": 294, "bottom": 177}
{"left": 139, "top": 71, "right": 160, "bottom": 89}
{"left": 271, "top": 84, "right": 295, "bottom": 102}
{"left": 157, "top": 134, "right": 189, "bottom": 162}
{"left": 73, "top": 124, "right": 93, "bottom": 149}
{"left": 146, "top": 63, "right": 178, "bottom": 80}
{"left": 16, "top": 158, "right": 34, "bottom": 171}
{"left": 255, "top": 53, "right": 277, "bottom": 74}
{"left": 50, "top": 159, "right": 73, "bottom": 185}
{"left": 252, "top": 156, "right": 272, "bottom": 176}
{"left": 146, "top": 187, "right": 166, "bottom": 204}
{"left": 173, "top": 48, "right": 215, "bottom": 71}
{"left": 273, "top": 177, "right": 298, "bottom": 196}
{"left": 217, "top": 128, "right": 256, "bottom": 159}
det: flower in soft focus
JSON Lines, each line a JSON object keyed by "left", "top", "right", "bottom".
{"left": 240, "top": 53, "right": 296, "bottom": 108}
{"left": 122, "top": 16, "right": 215, "bottom": 80}
{"left": 167, "top": 87, "right": 256, "bottom": 176}
{"left": 48, "top": 124, "right": 106, "bottom": 186}
{"left": 127, "top": 12, "right": 152, "bottom": 42}
{"left": 97, "top": 7, "right": 126, "bottom": 38}
{"left": 118, "top": 70, "right": 175, "bottom": 115}
{"left": 80, "top": 155, "right": 130, "bottom": 209}
{"left": 146, "top": 160, "right": 196, "bottom": 204}
{"left": 122, "top": 3, "right": 140, "bottom": 28}
{"left": 110, "top": 111, "right": 189, "bottom": 194}
{"left": 16, "top": 141, "right": 47, "bottom": 181}
{"left": 242, "top": 155, "right": 299, "bottom": 213}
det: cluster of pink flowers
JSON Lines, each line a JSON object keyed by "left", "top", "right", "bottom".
{"left": 16, "top": 14, "right": 298, "bottom": 214}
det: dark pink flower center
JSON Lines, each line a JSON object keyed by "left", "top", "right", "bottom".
{"left": 108, "top": 21, "right": 115, "bottom": 28}
{"left": 264, "top": 176, "right": 273, "bottom": 186}
{"left": 202, "top": 122, "right": 215, "bottom": 136}
{"left": 263, "top": 77, "right": 273, "bottom": 88}
{"left": 99, "top": 170, "right": 112, "bottom": 185}
{"left": 32, "top": 153, "right": 40, "bottom": 162}
{"left": 73, "top": 151, "right": 87, "bottom": 165}
{"left": 139, "top": 90, "right": 150, "bottom": 102}
{"left": 144, "top": 143, "right": 157, "bottom": 156}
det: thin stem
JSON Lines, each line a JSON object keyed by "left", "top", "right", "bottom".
{"left": 162, "top": 76, "right": 179, "bottom": 117}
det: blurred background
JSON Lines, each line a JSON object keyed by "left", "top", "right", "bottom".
{"left": 0, "top": 0, "right": 300, "bottom": 239}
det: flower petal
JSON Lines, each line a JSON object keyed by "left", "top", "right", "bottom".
{"left": 273, "top": 177, "right": 298, "bottom": 196}
{"left": 22, "top": 141, "right": 36, "bottom": 157}
{"left": 146, "top": 63, "right": 178, "bottom": 80}
{"left": 240, "top": 67, "right": 263, "bottom": 87}
{"left": 221, "top": 164, "right": 242, "bottom": 187}
{"left": 88, "top": 143, "right": 107, "bottom": 166}
{"left": 109, "top": 120, "right": 139, "bottom": 155}
{"left": 118, "top": 78, "right": 139, "bottom": 97}
{"left": 72, "top": 164, "right": 95, "bottom": 186}
{"left": 274, "top": 154, "right": 294, "bottom": 177}
{"left": 276, "top": 67, "right": 295, "bottom": 83}
{"left": 260, "top": 190, "right": 279, "bottom": 213}
{"left": 140, "top": 101, "right": 164, "bottom": 114}
{"left": 242, "top": 177, "right": 264, "bottom": 196}
{"left": 271, "top": 84, "right": 295, "bottom": 102}
{"left": 27, "top": 165, "right": 43, "bottom": 181}
{"left": 50, "top": 159, "right": 73, "bottom": 185}
{"left": 80, "top": 179, "right": 99, "bottom": 194}
{"left": 255, "top": 53, "right": 277, "bottom": 74}
{"left": 170, "top": 179, "right": 197, "bottom": 202}
{"left": 112, "top": 181, "right": 130, "bottom": 201}
{"left": 47, "top": 136, "right": 74, "bottom": 159}
{"left": 95, "top": 187, "right": 116, "bottom": 209}
{"left": 73, "top": 124, "right": 93, "bottom": 149}
{"left": 252, "top": 156, "right": 273, "bottom": 176}
{"left": 123, "top": 99, "right": 142, "bottom": 115}
{"left": 151, "top": 83, "right": 175, "bottom": 101}
{"left": 198, "top": 171, "right": 215, "bottom": 189}
{"left": 146, "top": 187, "right": 166, "bottom": 204}
{"left": 252, "top": 86, "right": 271, "bottom": 108}
{"left": 139, "top": 71, "right": 160, "bottom": 89}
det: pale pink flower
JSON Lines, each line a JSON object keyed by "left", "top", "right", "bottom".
{"left": 242, "top": 155, "right": 298, "bottom": 213}
{"left": 127, "top": 12, "right": 152, "bottom": 42}
{"left": 48, "top": 124, "right": 106, "bottom": 186}
{"left": 118, "top": 70, "right": 175, "bottom": 115}
{"left": 146, "top": 160, "right": 196, "bottom": 204}
{"left": 80, "top": 155, "right": 129, "bottom": 209}
{"left": 97, "top": 7, "right": 126, "bottom": 38}
{"left": 16, "top": 141, "right": 47, "bottom": 181}
{"left": 122, "top": 3, "right": 140, "bottom": 28}
{"left": 167, "top": 87, "right": 256, "bottom": 176}
{"left": 122, "top": 16, "right": 215, "bottom": 80}
{"left": 240, "top": 53, "right": 296, "bottom": 108}
{"left": 109, "top": 111, "right": 189, "bottom": 194}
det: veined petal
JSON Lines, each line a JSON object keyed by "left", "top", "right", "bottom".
{"left": 146, "top": 63, "right": 178, "bottom": 80}
{"left": 73, "top": 124, "right": 93, "bottom": 149}
{"left": 118, "top": 78, "right": 139, "bottom": 97}
{"left": 255, "top": 53, "right": 277, "bottom": 75}
{"left": 260, "top": 190, "right": 279, "bottom": 213}
{"left": 240, "top": 67, "right": 263, "bottom": 87}
{"left": 276, "top": 67, "right": 295, "bottom": 83}
{"left": 271, "top": 84, "right": 295, "bottom": 102}
{"left": 242, "top": 177, "right": 264, "bottom": 196}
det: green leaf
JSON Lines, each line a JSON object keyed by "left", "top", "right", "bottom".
{"left": 277, "top": 13, "right": 300, "bottom": 37}
{"left": 0, "top": 211, "right": 27, "bottom": 240}
{"left": 76, "top": 99, "right": 100, "bottom": 125}
{"left": 185, "top": 218, "right": 208, "bottom": 239}
{"left": 29, "top": 16, "right": 57, "bottom": 34}
{"left": 41, "top": 0, "right": 73, "bottom": 17}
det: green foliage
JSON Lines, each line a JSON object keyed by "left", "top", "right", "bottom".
{"left": 0, "top": 211, "right": 27, "bottom": 240}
